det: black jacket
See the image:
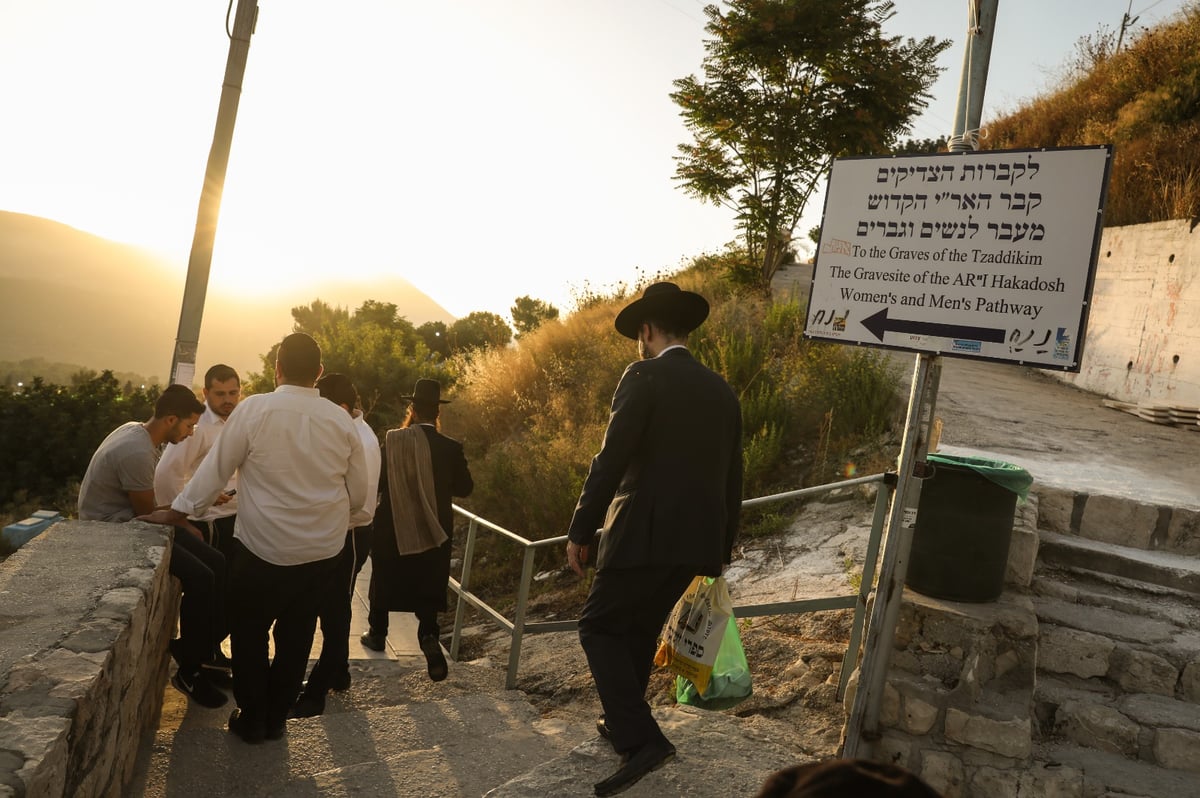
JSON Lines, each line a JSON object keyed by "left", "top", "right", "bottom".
{"left": 566, "top": 348, "right": 742, "bottom": 574}
{"left": 369, "top": 424, "right": 473, "bottom": 612}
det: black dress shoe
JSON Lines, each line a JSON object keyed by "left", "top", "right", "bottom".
{"left": 419, "top": 635, "right": 448, "bottom": 682}
{"left": 228, "top": 708, "right": 266, "bottom": 744}
{"left": 360, "top": 629, "right": 387, "bottom": 652}
{"left": 289, "top": 692, "right": 326, "bottom": 718}
{"left": 593, "top": 739, "right": 676, "bottom": 797}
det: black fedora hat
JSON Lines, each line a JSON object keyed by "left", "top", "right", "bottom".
{"left": 401, "top": 378, "right": 451, "bottom": 405}
{"left": 613, "top": 282, "right": 710, "bottom": 340}
{"left": 316, "top": 372, "right": 358, "bottom": 409}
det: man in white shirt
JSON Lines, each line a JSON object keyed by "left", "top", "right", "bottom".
{"left": 291, "top": 372, "right": 382, "bottom": 718}
{"left": 154, "top": 364, "right": 241, "bottom": 679}
{"left": 139, "top": 333, "right": 369, "bottom": 744}
{"left": 155, "top": 363, "right": 241, "bottom": 558}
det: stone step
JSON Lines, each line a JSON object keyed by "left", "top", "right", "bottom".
{"left": 1037, "top": 529, "right": 1200, "bottom": 594}
{"left": 1032, "top": 566, "right": 1200, "bottom": 630}
{"left": 484, "top": 705, "right": 809, "bottom": 798}
{"left": 131, "top": 691, "right": 589, "bottom": 797}
{"left": 1034, "top": 741, "right": 1200, "bottom": 796}
{"left": 1036, "top": 674, "right": 1200, "bottom": 770}
{"left": 1035, "top": 486, "right": 1200, "bottom": 556}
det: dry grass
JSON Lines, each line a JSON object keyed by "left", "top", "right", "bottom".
{"left": 984, "top": 4, "right": 1200, "bottom": 225}
{"left": 442, "top": 257, "right": 901, "bottom": 604}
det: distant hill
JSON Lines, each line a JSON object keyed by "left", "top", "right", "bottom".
{"left": 0, "top": 212, "right": 455, "bottom": 383}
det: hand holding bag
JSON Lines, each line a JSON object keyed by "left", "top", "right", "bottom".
{"left": 654, "top": 575, "right": 734, "bottom": 695}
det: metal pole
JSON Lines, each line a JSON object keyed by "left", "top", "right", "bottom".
{"left": 842, "top": 354, "right": 934, "bottom": 756}
{"left": 842, "top": 0, "right": 997, "bottom": 758}
{"left": 169, "top": 0, "right": 259, "bottom": 386}
{"left": 949, "top": 0, "right": 999, "bottom": 153}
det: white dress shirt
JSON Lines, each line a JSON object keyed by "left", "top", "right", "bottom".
{"left": 349, "top": 410, "right": 382, "bottom": 529}
{"left": 154, "top": 403, "right": 238, "bottom": 521}
{"left": 171, "top": 384, "right": 368, "bottom": 566}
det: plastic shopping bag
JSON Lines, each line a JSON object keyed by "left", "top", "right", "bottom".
{"left": 676, "top": 616, "right": 753, "bottom": 710}
{"left": 654, "top": 575, "right": 733, "bottom": 695}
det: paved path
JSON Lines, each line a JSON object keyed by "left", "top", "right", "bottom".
{"left": 156, "top": 557, "right": 427, "bottom": 736}
{"left": 929, "top": 356, "right": 1200, "bottom": 509}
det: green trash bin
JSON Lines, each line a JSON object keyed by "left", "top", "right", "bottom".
{"left": 905, "top": 454, "right": 1033, "bottom": 602}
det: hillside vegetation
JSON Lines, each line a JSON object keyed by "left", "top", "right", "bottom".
{"left": 984, "top": 3, "right": 1200, "bottom": 225}
{"left": 438, "top": 256, "right": 900, "bottom": 598}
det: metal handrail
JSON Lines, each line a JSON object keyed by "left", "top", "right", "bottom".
{"left": 447, "top": 472, "right": 896, "bottom": 692}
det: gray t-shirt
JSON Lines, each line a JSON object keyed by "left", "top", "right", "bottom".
{"left": 77, "top": 422, "right": 158, "bottom": 522}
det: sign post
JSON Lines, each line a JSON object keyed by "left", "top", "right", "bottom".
{"left": 833, "top": 144, "right": 1112, "bottom": 758}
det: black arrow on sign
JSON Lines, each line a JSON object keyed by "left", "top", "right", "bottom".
{"left": 860, "top": 308, "right": 1006, "bottom": 343}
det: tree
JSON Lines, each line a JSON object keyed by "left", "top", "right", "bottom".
{"left": 448, "top": 312, "right": 513, "bottom": 353}
{"left": 245, "top": 299, "right": 452, "bottom": 430}
{"left": 290, "top": 299, "right": 350, "bottom": 335}
{"left": 672, "top": 0, "right": 949, "bottom": 287}
{"left": 893, "top": 136, "right": 947, "bottom": 155}
{"left": 510, "top": 296, "right": 560, "bottom": 339}
{"left": 0, "top": 372, "right": 157, "bottom": 505}
{"left": 417, "top": 321, "right": 450, "bottom": 357}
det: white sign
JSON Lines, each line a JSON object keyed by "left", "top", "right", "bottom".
{"left": 804, "top": 146, "right": 1111, "bottom": 370}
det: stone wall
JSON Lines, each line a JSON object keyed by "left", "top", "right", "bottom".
{"left": 853, "top": 491, "right": 1200, "bottom": 797}
{"left": 846, "top": 496, "right": 1062, "bottom": 796}
{"left": 0, "top": 520, "right": 176, "bottom": 797}
{"left": 1059, "top": 219, "right": 1200, "bottom": 406}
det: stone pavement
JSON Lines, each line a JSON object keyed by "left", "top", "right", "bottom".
{"left": 916, "top": 355, "right": 1200, "bottom": 509}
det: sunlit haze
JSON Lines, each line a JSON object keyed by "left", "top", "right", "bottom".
{"left": 1, "top": 0, "right": 1190, "bottom": 320}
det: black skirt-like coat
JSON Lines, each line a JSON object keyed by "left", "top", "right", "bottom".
{"left": 368, "top": 424, "right": 473, "bottom": 613}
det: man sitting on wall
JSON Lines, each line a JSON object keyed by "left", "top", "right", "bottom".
{"left": 78, "top": 384, "right": 229, "bottom": 709}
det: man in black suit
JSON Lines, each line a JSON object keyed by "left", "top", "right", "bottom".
{"left": 566, "top": 282, "right": 743, "bottom": 797}
{"left": 362, "top": 378, "right": 473, "bottom": 683}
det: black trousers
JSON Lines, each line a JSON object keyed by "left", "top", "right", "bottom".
{"left": 367, "top": 604, "right": 439, "bottom": 640}
{"left": 195, "top": 514, "right": 237, "bottom": 566}
{"left": 228, "top": 539, "right": 342, "bottom": 727}
{"left": 304, "top": 526, "right": 372, "bottom": 694}
{"left": 169, "top": 528, "right": 227, "bottom": 671}
{"left": 578, "top": 564, "right": 697, "bottom": 755}
{"left": 194, "top": 515, "right": 236, "bottom": 647}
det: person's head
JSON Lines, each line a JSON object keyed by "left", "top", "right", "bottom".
{"left": 401, "top": 378, "right": 449, "bottom": 429}
{"left": 275, "top": 333, "right": 323, "bottom": 387}
{"left": 316, "top": 372, "right": 359, "bottom": 416}
{"left": 153, "top": 384, "right": 206, "bottom": 444}
{"left": 753, "top": 759, "right": 943, "bottom": 798}
{"left": 203, "top": 363, "right": 241, "bottom": 418}
{"left": 613, "top": 282, "right": 709, "bottom": 359}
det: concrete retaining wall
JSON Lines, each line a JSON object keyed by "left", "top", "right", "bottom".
{"left": 0, "top": 520, "right": 176, "bottom": 798}
{"left": 1062, "top": 219, "right": 1200, "bottom": 405}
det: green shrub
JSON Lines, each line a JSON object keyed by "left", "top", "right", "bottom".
{"left": 451, "top": 255, "right": 900, "bottom": 551}
{"left": 0, "top": 373, "right": 157, "bottom": 514}
{"left": 985, "top": 6, "right": 1200, "bottom": 225}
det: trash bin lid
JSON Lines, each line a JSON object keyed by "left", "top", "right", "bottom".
{"left": 926, "top": 453, "right": 1033, "bottom": 501}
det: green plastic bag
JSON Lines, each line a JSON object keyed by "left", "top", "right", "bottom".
{"left": 676, "top": 616, "right": 752, "bottom": 710}
{"left": 926, "top": 453, "right": 1033, "bottom": 501}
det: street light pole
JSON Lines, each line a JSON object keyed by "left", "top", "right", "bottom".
{"left": 169, "top": 0, "right": 259, "bottom": 387}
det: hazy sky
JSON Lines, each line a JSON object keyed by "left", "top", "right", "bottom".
{"left": 0, "top": 0, "right": 1190, "bottom": 320}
